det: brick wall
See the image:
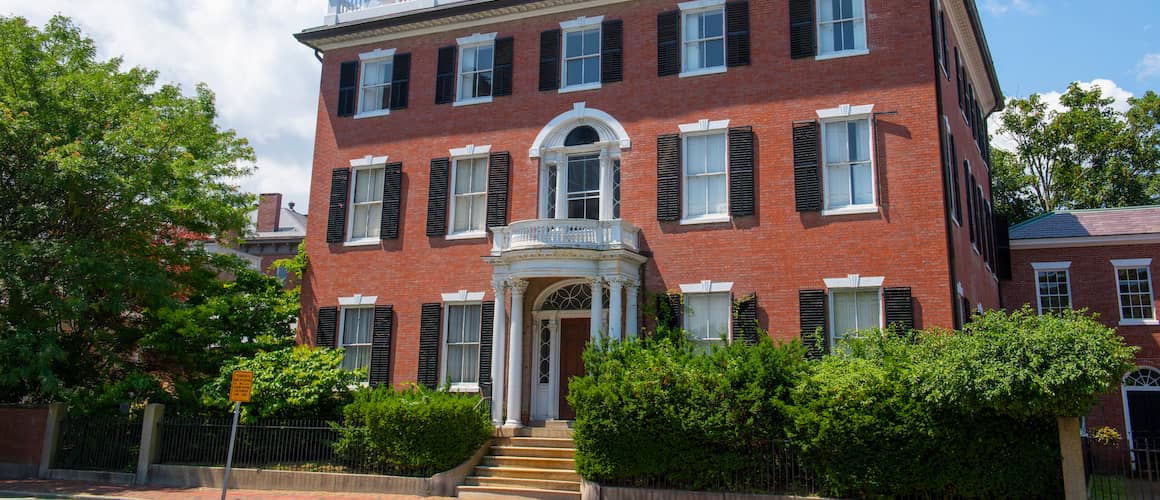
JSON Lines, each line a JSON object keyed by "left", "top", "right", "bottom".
{"left": 0, "top": 406, "right": 48, "bottom": 466}
{"left": 257, "top": 193, "right": 283, "bottom": 233}
{"left": 299, "top": 0, "right": 999, "bottom": 387}
{"left": 1002, "top": 243, "right": 1160, "bottom": 435}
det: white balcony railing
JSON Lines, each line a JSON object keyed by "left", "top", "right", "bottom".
{"left": 490, "top": 219, "right": 641, "bottom": 255}
{"left": 325, "top": 0, "right": 476, "bottom": 25}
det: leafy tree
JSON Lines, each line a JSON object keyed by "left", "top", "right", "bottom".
{"left": 203, "top": 346, "right": 362, "bottom": 422}
{"left": 989, "top": 147, "right": 1040, "bottom": 224}
{"left": 0, "top": 16, "right": 254, "bottom": 402}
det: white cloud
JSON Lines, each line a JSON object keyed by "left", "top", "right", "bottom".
{"left": 990, "top": 79, "right": 1135, "bottom": 152}
{"left": 981, "top": 0, "right": 1039, "bottom": 16}
{"left": 1137, "top": 53, "right": 1160, "bottom": 81}
{"left": 0, "top": 0, "right": 324, "bottom": 211}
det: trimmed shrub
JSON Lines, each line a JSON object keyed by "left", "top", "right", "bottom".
{"left": 337, "top": 385, "right": 491, "bottom": 474}
{"left": 568, "top": 333, "right": 810, "bottom": 491}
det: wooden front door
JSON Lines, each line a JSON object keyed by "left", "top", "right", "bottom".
{"left": 558, "top": 318, "right": 589, "bottom": 420}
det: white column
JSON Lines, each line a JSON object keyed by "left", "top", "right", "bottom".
{"left": 590, "top": 277, "right": 604, "bottom": 345}
{"left": 489, "top": 279, "right": 508, "bottom": 426}
{"left": 608, "top": 278, "right": 624, "bottom": 341}
{"left": 505, "top": 279, "right": 528, "bottom": 428}
{"left": 554, "top": 153, "right": 567, "bottom": 219}
{"left": 626, "top": 279, "right": 640, "bottom": 339}
{"left": 598, "top": 148, "right": 612, "bottom": 220}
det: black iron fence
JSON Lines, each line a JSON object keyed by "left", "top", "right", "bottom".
{"left": 156, "top": 416, "right": 434, "bottom": 477}
{"left": 52, "top": 412, "right": 141, "bottom": 472}
{"left": 1085, "top": 434, "right": 1160, "bottom": 499}
{"left": 599, "top": 440, "right": 816, "bottom": 495}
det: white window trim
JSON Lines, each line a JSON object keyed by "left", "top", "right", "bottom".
{"left": 447, "top": 152, "right": 490, "bottom": 240}
{"left": 1113, "top": 260, "right": 1158, "bottom": 326}
{"left": 354, "top": 48, "right": 397, "bottom": 119}
{"left": 680, "top": 280, "right": 733, "bottom": 344}
{"left": 680, "top": 121, "right": 731, "bottom": 225}
{"left": 559, "top": 16, "right": 604, "bottom": 93}
{"left": 345, "top": 161, "right": 387, "bottom": 246}
{"left": 338, "top": 294, "right": 378, "bottom": 306}
{"left": 678, "top": 0, "right": 727, "bottom": 79}
{"left": 454, "top": 32, "right": 498, "bottom": 106}
{"left": 1031, "top": 262, "right": 1072, "bottom": 316}
{"left": 942, "top": 115, "right": 960, "bottom": 226}
{"left": 824, "top": 277, "right": 885, "bottom": 346}
{"left": 337, "top": 305, "right": 375, "bottom": 383}
{"left": 438, "top": 294, "right": 485, "bottom": 392}
{"left": 814, "top": 0, "right": 869, "bottom": 60}
{"left": 818, "top": 106, "right": 878, "bottom": 216}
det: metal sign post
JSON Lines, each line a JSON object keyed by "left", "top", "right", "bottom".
{"left": 221, "top": 370, "right": 253, "bottom": 500}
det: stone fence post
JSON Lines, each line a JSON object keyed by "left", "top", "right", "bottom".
{"left": 135, "top": 403, "right": 165, "bottom": 485}
{"left": 37, "top": 403, "right": 66, "bottom": 478}
{"left": 1058, "top": 416, "right": 1085, "bottom": 500}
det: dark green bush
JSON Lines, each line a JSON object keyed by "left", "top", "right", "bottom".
{"left": 336, "top": 385, "right": 491, "bottom": 473}
{"left": 568, "top": 332, "right": 810, "bottom": 491}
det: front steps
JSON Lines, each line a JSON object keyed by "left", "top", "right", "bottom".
{"left": 458, "top": 424, "right": 580, "bottom": 500}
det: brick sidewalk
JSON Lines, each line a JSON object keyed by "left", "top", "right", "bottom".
{"left": 0, "top": 480, "right": 456, "bottom": 499}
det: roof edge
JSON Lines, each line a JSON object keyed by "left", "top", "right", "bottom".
{"left": 963, "top": 0, "right": 1004, "bottom": 115}
{"left": 294, "top": 0, "right": 538, "bottom": 49}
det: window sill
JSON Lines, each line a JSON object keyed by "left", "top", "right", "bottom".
{"left": 679, "top": 66, "right": 727, "bottom": 79}
{"left": 354, "top": 109, "right": 391, "bottom": 119}
{"left": 445, "top": 231, "right": 487, "bottom": 241}
{"left": 815, "top": 48, "right": 870, "bottom": 61}
{"left": 446, "top": 384, "right": 480, "bottom": 393}
{"left": 343, "top": 239, "right": 380, "bottom": 247}
{"left": 1119, "top": 319, "right": 1159, "bottom": 327}
{"left": 680, "top": 214, "right": 731, "bottom": 226}
{"left": 821, "top": 205, "right": 879, "bottom": 217}
{"left": 559, "top": 82, "right": 602, "bottom": 94}
{"left": 453, "top": 96, "right": 493, "bottom": 107}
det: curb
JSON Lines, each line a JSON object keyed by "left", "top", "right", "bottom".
{"left": 0, "top": 490, "right": 142, "bottom": 500}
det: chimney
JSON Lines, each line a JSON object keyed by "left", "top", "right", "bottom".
{"left": 257, "top": 193, "right": 282, "bottom": 233}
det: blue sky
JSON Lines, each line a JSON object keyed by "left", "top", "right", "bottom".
{"left": 1, "top": 1, "right": 1157, "bottom": 212}
{"left": 979, "top": 0, "right": 1160, "bottom": 99}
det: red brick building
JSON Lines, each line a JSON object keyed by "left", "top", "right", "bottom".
{"left": 1000, "top": 207, "right": 1160, "bottom": 447}
{"left": 294, "top": 0, "right": 1003, "bottom": 428}
{"left": 205, "top": 192, "right": 307, "bottom": 283}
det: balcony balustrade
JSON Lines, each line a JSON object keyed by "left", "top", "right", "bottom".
{"left": 490, "top": 219, "right": 641, "bottom": 255}
{"left": 325, "top": 0, "right": 476, "bottom": 25}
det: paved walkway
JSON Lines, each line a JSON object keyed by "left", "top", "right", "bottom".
{"left": 0, "top": 480, "right": 455, "bottom": 500}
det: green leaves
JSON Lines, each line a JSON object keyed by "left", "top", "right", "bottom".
{"left": 203, "top": 346, "right": 363, "bottom": 423}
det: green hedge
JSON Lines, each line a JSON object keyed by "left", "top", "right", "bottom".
{"left": 568, "top": 332, "right": 810, "bottom": 491}
{"left": 336, "top": 385, "right": 491, "bottom": 473}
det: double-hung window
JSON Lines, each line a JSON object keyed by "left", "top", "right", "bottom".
{"left": 681, "top": 281, "right": 733, "bottom": 352}
{"left": 821, "top": 113, "right": 875, "bottom": 213}
{"left": 817, "top": 0, "right": 868, "bottom": 58}
{"left": 440, "top": 294, "right": 485, "bottom": 391}
{"left": 348, "top": 166, "right": 384, "bottom": 242}
{"left": 339, "top": 307, "right": 373, "bottom": 374}
{"left": 562, "top": 24, "right": 601, "bottom": 90}
{"left": 1032, "top": 262, "right": 1072, "bottom": 315}
{"left": 1114, "top": 259, "right": 1157, "bottom": 325}
{"left": 567, "top": 154, "right": 602, "bottom": 220}
{"left": 831, "top": 289, "right": 881, "bottom": 344}
{"left": 683, "top": 132, "right": 728, "bottom": 222}
{"left": 457, "top": 35, "right": 495, "bottom": 105}
{"left": 357, "top": 50, "right": 393, "bottom": 117}
{"left": 680, "top": 1, "right": 725, "bottom": 76}
{"left": 449, "top": 156, "right": 488, "bottom": 237}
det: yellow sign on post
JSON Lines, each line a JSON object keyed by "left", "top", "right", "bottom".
{"left": 229, "top": 370, "right": 253, "bottom": 403}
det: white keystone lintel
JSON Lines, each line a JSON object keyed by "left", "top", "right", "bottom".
{"left": 560, "top": 15, "right": 604, "bottom": 30}
{"left": 817, "top": 104, "right": 875, "bottom": 120}
{"left": 679, "top": 119, "right": 730, "bottom": 134}
{"left": 679, "top": 280, "right": 733, "bottom": 294}
{"left": 1112, "top": 258, "right": 1152, "bottom": 268}
{"left": 339, "top": 294, "right": 378, "bottom": 306}
{"left": 442, "top": 290, "right": 486, "bottom": 303}
{"left": 350, "top": 155, "right": 389, "bottom": 168}
{"left": 449, "top": 144, "right": 492, "bottom": 158}
{"left": 457, "top": 32, "right": 497, "bottom": 46}
{"left": 359, "top": 48, "right": 396, "bottom": 61}
{"left": 824, "top": 274, "right": 885, "bottom": 289}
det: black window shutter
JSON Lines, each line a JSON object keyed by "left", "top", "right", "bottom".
{"left": 435, "top": 46, "right": 457, "bottom": 105}
{"left": 799, "top": 290, "right": 827, "bottom": 359}
{"left": 732, "top": 293, "right": 759, "bottom": 345}
{"left": 883, "top": 287, "right": 914, "bottom": 333}
{"left": 656, "top": 134, "right": 682, "bottom": 221}
{"left": 995, "top": 214, "right": 1012, "bottom": 280}
{"left": 657, "top": 11, "right": 680, "bottom": 77}
{"left": 326, "top": 168, "right": 351, "bottom": 243}
{"left": 728, "top": 126, "right": 755, "bottom": 217}
{"left": 426, "top": 158, "right": 450, "bottom": 236}
{"left": 789, "top": 0, "right": 816, "bottom": 59}
{"left": 369, "top": 305, "right": 394, "bottom": 387}
{"left": 657, "top": 293, "right": 683, "bottom": 331}
{"left": 417, "top": 303, "right": 442, "bottom": 389}
{"left": 493, "top": 37, "right": 514, "bottom": 97}
{"left": 338, "top": 61, "right": 359, "bottom": 117}
{"left": 380, "top": 162, "right": 402, "bottom": 240}
{"left": 486, "top": 152, "right": 511, "bottom": 228}
{"left": 950, "top": 135, "right": 962, "bottom": 221}
{"left": 793, "top": 122, "right": 822, "bottom": 212}
{"left": 316, "top": 306, "right": 339, "bottom": 348}
{"left": 602, "top": 20, "right": 624, "bottom": 83}
{"left": 966, "top": 169, "right": 976, "bottom": 244}
{"left": 390, "top": 53, "right": 410, "bottom": 110}
{"left": 478, "top": 301, "right": 495, "bottom": 396}
{"left": 539, "top": 29, "right": 561, "bottom": 91}
{"left": 725, "top": 1, "right": 750, "bottom": 67}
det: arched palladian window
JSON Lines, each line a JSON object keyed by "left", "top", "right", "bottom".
{"left": 531, "top": 104, "right": 631, "bottom": 221}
